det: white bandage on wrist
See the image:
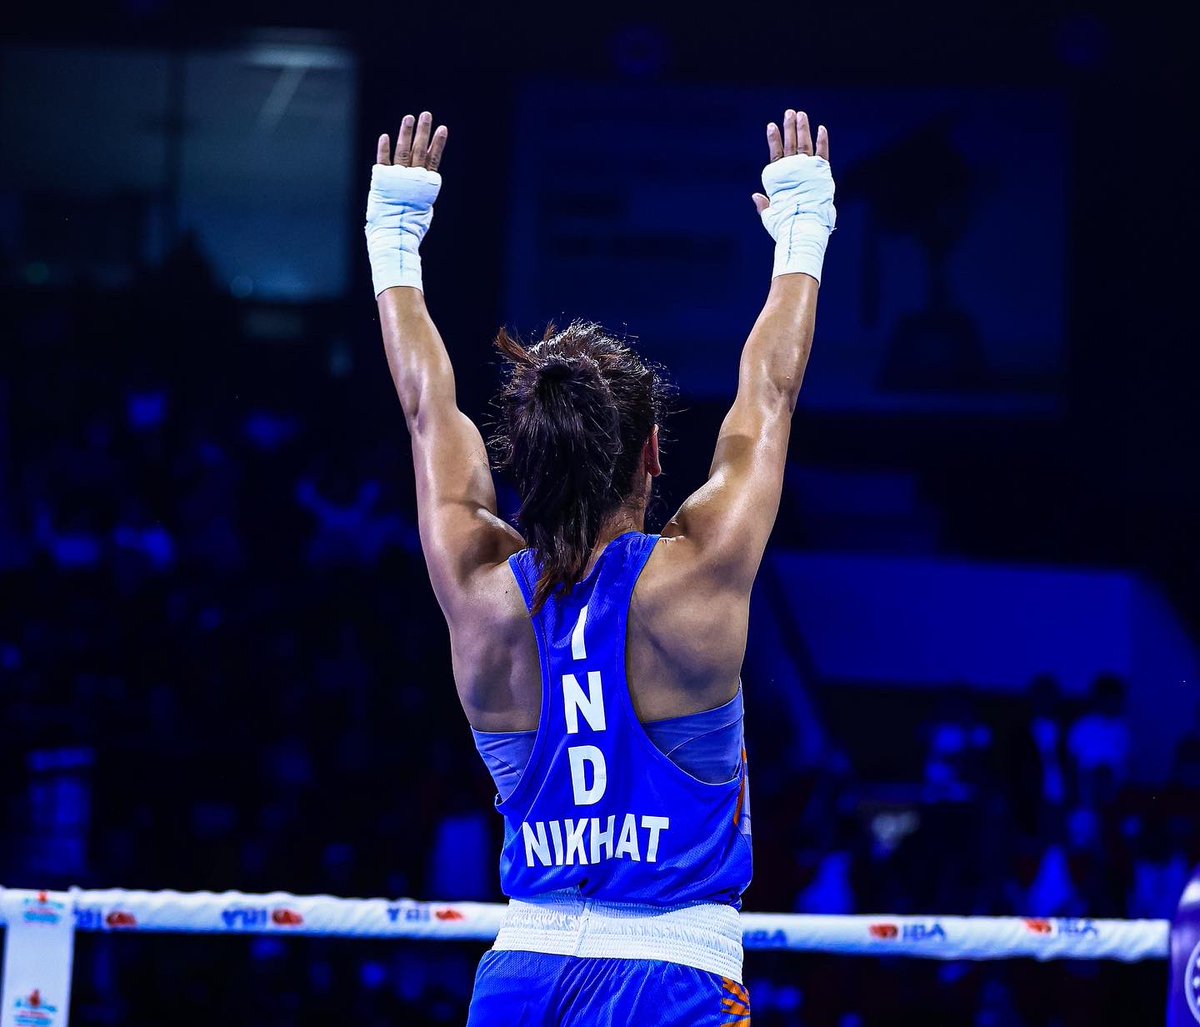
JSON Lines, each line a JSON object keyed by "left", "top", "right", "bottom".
{"left": 364, "top": 164, "right": 442, "bottom": 296}
{"left": 759, "top": 154, "right": 837, "bottom": 283}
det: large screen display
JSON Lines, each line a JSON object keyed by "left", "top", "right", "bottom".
{"left": 505, "top": 83, "right": 1067, "bottom": 414}
{"left": 1, "top": 41, "right": 356, "bottom": 300}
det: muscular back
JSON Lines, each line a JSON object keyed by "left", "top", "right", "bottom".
{"left": 450, "top": 533, "right": 752, "bottom": 733}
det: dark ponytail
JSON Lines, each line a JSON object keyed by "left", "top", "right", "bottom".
{"left": 492, "top": 321, "right": 667, "bottom": 612}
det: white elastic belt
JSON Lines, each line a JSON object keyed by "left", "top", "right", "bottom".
{"left": 493, "top": 891, "right": 744, "bottom": 983}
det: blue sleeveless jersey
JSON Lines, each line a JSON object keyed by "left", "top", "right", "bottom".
{"left": 495, "top": 532, "right": 752, "bottom": 908}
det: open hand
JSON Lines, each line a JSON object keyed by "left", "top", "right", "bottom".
{"left": 365, "top": 111, "right": 447, "bottom": 295}
{"left": 376, "top": 111, "right": 448, "bottom": 171}
{"left": 752, "top": 110, "right": 829, "bottom": 214}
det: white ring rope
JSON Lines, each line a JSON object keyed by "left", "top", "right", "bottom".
{"left": 0, "top": 887, "right": 1169, "bottom": 962}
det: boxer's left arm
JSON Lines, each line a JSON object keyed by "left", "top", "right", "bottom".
{"left": 371, "top": 113, "right": 522, "bottom": 616}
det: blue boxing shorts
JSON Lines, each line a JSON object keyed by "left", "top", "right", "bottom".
{"left": 466, "top": 950, "right": 751, "bottom": 1026}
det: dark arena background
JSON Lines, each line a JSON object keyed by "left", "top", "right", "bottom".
{"left": 1, "top": 3, "right": 1197, "bottom": 1025}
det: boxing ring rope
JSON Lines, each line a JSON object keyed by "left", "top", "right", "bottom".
{"left": 1, "top": 884, "right": 1191, "bottom": 1025}
{"left": 0, "top": 885, "right": 1171, "bottom": 956}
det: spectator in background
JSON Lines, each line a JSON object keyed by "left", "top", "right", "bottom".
{"left": 34, "top": 494, "right": 108, "bottom": 571}
{"left": 295, "top": 460, "right": 417, "bottom": 568}
{"left": 112, "top": 495, "right": 176, "bottom": 594}
{"left": 1127, "top": 814, "right": 1191, "bottom": 918}
{"left": 1019, "top": 819, "right": 1082, "bottom": 917}
{"left": 923, "top": 687, "right": 993, "bottom": 802}
{"left": 1009, "top": 674, "right": 1070, "bottom": 839}
{"left": 174, "top": 419, "right": 245, "bottom": 575}
{"left": 793, "top": 810, "right": 858, "bottom": 915}
{"left": 1067, "top": 673, "right": 1131, "bottom": 806}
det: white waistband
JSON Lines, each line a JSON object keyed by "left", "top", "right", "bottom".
{"left": 492, "top": 892, "right": 743, "bottom": 983}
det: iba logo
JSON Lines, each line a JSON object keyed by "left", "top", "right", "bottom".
{"left": 1022, "top": 917, "right": 1098, "bottom": 938}
{"left": 13, "top": 989, "right": 57, "bottom": 1027}
{"left": 1058, "top": 918, "right": 1098, "bottom": 937}
{"left": 869, "top": 922, "right": 946, "bottom": 943}
{"left": 1186, "top": 940, "right": 1200, "bottom": 1024}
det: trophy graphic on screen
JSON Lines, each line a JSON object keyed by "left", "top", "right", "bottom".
{"left": 843, "top": 115, "right": 988, "bottom": 394}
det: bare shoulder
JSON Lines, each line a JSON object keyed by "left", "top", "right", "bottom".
{"left": 475, "top": 555, "right": 534, "bottom": 633}
{"left": 637, "top": 534, "right": 747, "bottom": 608}
{"left": 445, "top": 555, "right": 541, "bottom": 731}
{"left": 628, "top": 535, "right": 750, "bottom": 717}
{"left": 447, "top": 555, "right": 533, "bottom": 656}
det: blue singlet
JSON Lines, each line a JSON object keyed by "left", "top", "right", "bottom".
{"left": 481, "top": 532, "right": 752, "bottom": 906}
{"left": 466, "top": 532, "right": 754, "bottom": 1025}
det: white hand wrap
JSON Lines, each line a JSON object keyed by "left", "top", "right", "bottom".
{"left": 364, "top": 164, "right": 442, "bottom": 296}
{"left": 759, "top": 154, "right": 837, "bottom": 283}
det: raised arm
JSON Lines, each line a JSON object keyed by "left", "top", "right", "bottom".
{"left": 663, "top": 109, "right": 835, "bottom": 593}
{"left": 369, "top": 113, "right": 522, "bottom": 614}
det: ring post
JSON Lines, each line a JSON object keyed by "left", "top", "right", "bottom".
{"left": 1168, "top": 863, "right": 1200, "bottom": 1026}
{"left": 1, "top": 888, "right": 77, "bottom": 1027}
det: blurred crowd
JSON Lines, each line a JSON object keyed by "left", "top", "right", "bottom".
{"left": 2, "top": 277, "right": 1198, "bottom": 1026}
